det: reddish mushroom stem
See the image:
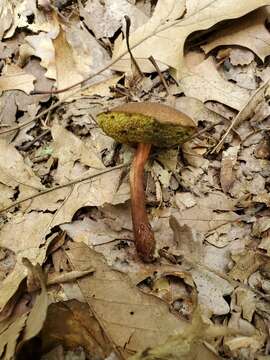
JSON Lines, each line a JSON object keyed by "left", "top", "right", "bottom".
{"left": 130, "top": 143, "right": 156, "bottom": 262}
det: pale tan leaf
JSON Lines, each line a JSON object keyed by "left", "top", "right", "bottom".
{"left": 170, "top": 216, "right": 233, "bottom": 315}
{"left": 229, "top": 250, "right": 266, "bottom": 281}
{"left": 0, "top": 139, "right": 42, "bottom": 189}
{"left": 24, "top": 33, "right": 57, "bottom": 80}
{"left": 0, "top": 0, "right": 13, "bottom": 40}
{"left": 130, "top": 308, "right": 234, "bottom": 360}
{"left": 53, "top": 24, "right": 111, "bottom": 100}
{"left": 0, "top": 212, "right": 53, "bottom": 312}
{"left": 174, "top": 191, "right": 238, "bottom": 233}
{"left": 76, "top": 75, "right": 122, "bottom": 97}
{"left": 51, "top": 124, "right": 104, "bottom": 184}
{"left": 18, "top": 259, "right": 48, "bottom": 346}
{"left": 0, "top": 313, "right": 28, "bottom": 360}
{"left": 80, "top": 0, "right": 149, "bottom": 38}
{"left": 0, "top": 138, "right": 43, "bottom": 209}
{"left": 179, "top": 57, "right": 250, "bottom": 111}
{"left": 228, "top": 48, "right": 255, "bottom": 66}
{"left": 191, "top": 267, "right": 233, "bottom": 315}
{"left": 201, "top": 8, "right": 270, "bottom": 62}
{"left": 0, "top": 65, "right": 36, "bottom": 94}
{"left": 112, "top": 0, "right": 270, "bottom": 78}
{"left": 53, "top": 28, "right": 83, "bottom": 99}
{"left": 175, "top": 97, "right": 224, "bottom": 125}
{"left": 5, "top": 0, "right": 59, "bottom": 38}
{"left": 235, "top": 288, "right": 256, "bottom": 322}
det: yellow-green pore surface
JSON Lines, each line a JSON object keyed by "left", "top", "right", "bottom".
{"left": 98, "top": 112, "right": 195, "bottom": 147}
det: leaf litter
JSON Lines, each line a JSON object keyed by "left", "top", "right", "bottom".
{"left": 2, "top": 0, "right": 270, "bottom": 359}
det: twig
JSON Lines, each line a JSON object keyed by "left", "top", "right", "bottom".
{"left": 18, "top": 129, "right": 51, "bottom": 151}
{"left": 124, "top": 15, "right": 144, "bottom": 79}
{"left": 0, "top": 163, "right": 128, "bottom": 214}
{"left": 182, "top": 120, "right": 223, "bottom": 144}
{"left": 211, "top": 79, "right": 270, "bottom": 153}
{"left": 29, "top": 269, "right": 95, "bottom": 292}
{"left": 148, "top": 55, "right": 170, "bottom": 96}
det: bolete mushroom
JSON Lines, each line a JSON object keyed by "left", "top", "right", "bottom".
{"left": 97, "top": 102, "right": 196, "bottom": 262}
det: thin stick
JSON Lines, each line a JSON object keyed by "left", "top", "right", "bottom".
{"left": 18, "top": 129, "right": 51, "bottom": 151}
{"left": 124, "top": 15, "right": 144, "bottom": 78}
{"left": 148, "top": 55, "right": 170, "bottom": 96}
{"left": 212, "top": 79, "right": 270, "bottom": 153}
{"left": 181, "top": 120, "right": 223, "bottom": 144}
{"left": 0, "top": 163, "right": 128, "bottom": 214}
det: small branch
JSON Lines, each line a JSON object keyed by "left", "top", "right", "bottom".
{"left": 212, "top": 79, "right": 270, "bottom": 153}
{"left": 29, "top": 269, "right": 95, "bottom": 292}
{"left": 17, "top": 129, "right": 51, "bottom": 151}
{"left": 148, "top": 55, "right": 170, "bottom": 96}
{"left": 0, "top": 163, "right": 128, "bottom": 214}
{"left": 182, "top": 120, "right": 223, "bottom": 144}
{"left": 124, "top": 15, "right": 144, "bottom": 79}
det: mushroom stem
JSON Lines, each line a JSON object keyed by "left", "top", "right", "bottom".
{"left": 130, "top": 143, "right": 156, "bottom": 262}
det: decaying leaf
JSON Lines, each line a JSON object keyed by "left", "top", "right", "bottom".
{"left": 0, "top": 259, "right": 48, "bottom": 359}
{"left": 65, "top": 242, "right": 189, "bottom": 357}
{"left": 0, "top": 138, "right": 43, "bottom": 208}
{"left": 229, "top": 250, "right": 266, "bottom": 281}
{"left": 41, "top": 300, "right": 113, "bottom": 359}
{"left": 220, "top": 146, "right": 239, "bottom": 193}
{"left": 0, "top": 313, "right": 28, "bottom": 360}
{"left": 0, "top": 0, "right": 13, "bottom": 40}
{"left": 179, "top": 57, "right": 250, "bottom": 111}
{"left": 130, "top": 307, "right": 236, "bottom": 360}
{"left": 0, "top": 213, "right": 54, "bottom": 312}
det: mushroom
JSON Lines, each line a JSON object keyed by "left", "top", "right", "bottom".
{"left": 97, "top": 102, "right": 196, "bottom": 262}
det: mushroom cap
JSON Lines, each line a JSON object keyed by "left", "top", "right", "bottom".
{"left": 97, "top": 102, "right": 196, "bottom": 147}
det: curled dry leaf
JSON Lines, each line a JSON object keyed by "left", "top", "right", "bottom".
{"left": 201, "top": 8, "right": 270, "bottom": 62}
{"left": 112, "top": 0, "right": 270, "bottom": 78}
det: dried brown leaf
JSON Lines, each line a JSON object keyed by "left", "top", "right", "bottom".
{"left": 220, "top": 146, "right": 239, "bottom": 193}
{"left": 65, "top": 242, "right": 188, "bottom": 357}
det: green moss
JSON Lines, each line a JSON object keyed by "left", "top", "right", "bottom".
{"left": 97, "top": 112, "right": 194, "bottom": 147}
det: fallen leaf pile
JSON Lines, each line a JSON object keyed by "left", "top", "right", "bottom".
{"left": 1, "top": 0, "right": 270, "bottom": 359}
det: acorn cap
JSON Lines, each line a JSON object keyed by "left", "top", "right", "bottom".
{"left": 97, "top": 102, "right": 196, "bottom": 147}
